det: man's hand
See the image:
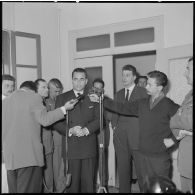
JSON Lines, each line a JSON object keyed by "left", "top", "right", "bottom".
{"left": 163, "top": 138, "right": 175, "bottom": 148}
{"left": 69, "top": 126, "right": 89, "bottom": 137}
{"left": 64, "top": 99, "right": 78, "bottom": 111}
{"left": 177, "top": 129, "right": 192, "bottom": 140}
{"left": 69, "top": 126, "right": 82, "bottom": 137}
{"left": 89, "top": 94, "right": 100, "bottom": 103}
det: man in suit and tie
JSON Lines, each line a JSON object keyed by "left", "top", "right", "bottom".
{"left": 2, "top": 81, "right": 77, "bottom": 193}
{"left": 111, "top": 64, "right": 148, "bottom": 192}
{"left": 54, "top": 68, "right": 100, "bottom": 193}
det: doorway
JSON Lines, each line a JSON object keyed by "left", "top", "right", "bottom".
{"left": 113, "top": 50, "right": 156, "bottom": 188}
{"left": 113, "top": 50, "right": 156, "bottom": 93}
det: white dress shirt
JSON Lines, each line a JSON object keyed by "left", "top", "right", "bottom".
{"left": 125, "top": 84, "right": 135, "bottom": 101}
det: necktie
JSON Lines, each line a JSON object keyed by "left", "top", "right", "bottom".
{"left": 125, "top": 89, "right": 129, "bottom": 101}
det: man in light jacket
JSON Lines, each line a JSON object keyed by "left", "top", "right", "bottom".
{"left": 2, "top": 81, "right": 77, "bottom": 193}
{"left": 164, "top": 57, "right": 193, "bottom": 193}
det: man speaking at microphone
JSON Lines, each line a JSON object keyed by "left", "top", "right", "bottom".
{"left": 53, "top": 68, "right": 100, "bottom": 193}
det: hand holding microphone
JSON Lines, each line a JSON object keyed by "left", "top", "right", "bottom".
{"left": 64, "top": 93, "right": 85, "bottom": 111}
{"left": 64, "top": 99, "right": 78, "bottom": 111}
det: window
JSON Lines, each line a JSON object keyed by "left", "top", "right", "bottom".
{"left": 76, "top": 34, "right": 110, "bottom": 51}
{"left": 114, "top": 27, "right": 154, "bottom": 47}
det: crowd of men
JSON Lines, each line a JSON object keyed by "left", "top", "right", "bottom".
{"left": 2, "top": 57, "right": 193, "bottom": 193}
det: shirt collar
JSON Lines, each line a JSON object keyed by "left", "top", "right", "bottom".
{"left": 125, "top": 83, "right": 135, "bottom": 92}
{"left": 73, "top": 90, "right": 84, "bottom": 97}
{"left": 149, "top": 91, "right": 165, "bottom": 109}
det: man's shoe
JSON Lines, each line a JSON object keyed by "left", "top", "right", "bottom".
{"left": 131, "top": 179, "right": 137, "bottom": 184}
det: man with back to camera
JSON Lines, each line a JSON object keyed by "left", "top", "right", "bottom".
{"left": 53, "top": 68, "right": 100, "bottom": 193}
{"left": 90, "top": 70, "right": 180, "bottom": 192}
{"left": 111, "top": 64, "right": 148, "bottom": 192}
{"left": 1, "top": 74, "right": 15, "bottom": 193}
{"left": 2, "top": 80, "right": 77, "bottom": 193}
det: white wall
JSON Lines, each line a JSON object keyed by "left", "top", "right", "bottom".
{"left": 3, "top": 3, "right": 193, "bottom": 91}
{"left": 59, "top": 3, "right": 193, "bottom": 47}
{"left": 59, "top": 3, "right": 193, "bottom": 90}
{"left": 3, "top": 2, "right": 61, "bottom": 84}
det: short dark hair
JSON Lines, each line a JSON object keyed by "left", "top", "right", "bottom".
{"left": 93, "top": 78, "right": 105, "bottom": 88}
{"left": 34, "top": 79, "right": 46, "bottom": 92}
{"left": 48, "top": 78, "right": 63, "bottom": 91}
{"left": 135, "top": 75, "right": 148, "bottom": 84}
{"left": 122, "top": 64, "right": 137, "bottom": 77}
{"left": 188, "top": 57, "right": 193, "bottom": 62}
{"left": 72, "top": 68, "right": 87, "bottom": 79}
{"left": 147, "top": 70, "right": 168, "bottom": 87}
{"left": 20, "top": 81, "right": 36, "bottom": 91}
{"left": 2, "top": 74, "right": 15, "bottom": 82}
{"left": 138, "top": 75, "right": 148, "bottom": 81}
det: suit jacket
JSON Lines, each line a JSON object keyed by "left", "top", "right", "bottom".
{"left": 53, "top": 89, "right": 100, "bottom": 159}
{"left": 2, "top": 89, "right": 65, "bottom": 170}
{"left": 111, "top": 86, "right": 148, "bottom": 150}
{"left": 170, "top": 90, "right": 192, "bottom": 179}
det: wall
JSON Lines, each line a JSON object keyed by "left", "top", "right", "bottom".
{"left": 3, "top": 2, "right": 61, "bottom": 84}
{"left": 3, "top": 3, "right": 193, "bottom": 91}
{"left": 59, "top": 3, "right": 193, "bottom": 90}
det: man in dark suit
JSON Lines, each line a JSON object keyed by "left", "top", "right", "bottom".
{"left": 111, "top": 64, "right": 148, "bottom": 192}
{"left": 54, "top": 68, "right": 100, "bottom": 193}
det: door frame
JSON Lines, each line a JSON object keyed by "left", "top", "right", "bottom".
{"left": 113, "top": 50, "right": 156, "bottom": 94}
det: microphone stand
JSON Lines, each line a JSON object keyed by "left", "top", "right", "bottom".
{"left": 97, "top": 93, "right": 108, "bottom": 193}
{"left": 63, "top": 111, "right": 72, "bottom": 193}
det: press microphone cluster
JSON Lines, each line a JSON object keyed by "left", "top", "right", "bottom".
{"left": 76, "top": 93, "right": 85, "bottom": 101}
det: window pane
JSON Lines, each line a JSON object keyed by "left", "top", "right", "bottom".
{"left": 16, "top": 67, "right": 37, "bottom": 89}
{"left": 16, "top": 36, "right": 37, "bottom": 66}
{"left": 114, "top": 27, "right": 154, "bottom": 47}
{"left": 2, "top": 30, "right": 10, "bottom": 72}
{"left": 76, "top": 34, "right": 110, "bottom": 52}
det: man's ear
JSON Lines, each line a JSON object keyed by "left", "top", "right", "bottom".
{"left": 158, "top": 85, "right": 163, "bottom": 92}
{"left": 85, "top": 79, "right": 88, "bottom": 85}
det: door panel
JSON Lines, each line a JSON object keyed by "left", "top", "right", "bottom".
{"left": 113, "top": 51, "right": 156, "bottom": 93}
{"left": 74, "top": 56, "right": 114, "bottom": 98}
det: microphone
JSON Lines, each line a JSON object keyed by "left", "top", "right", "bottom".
{"left": 76, "top": 93, "right": 85, "bottom": 101}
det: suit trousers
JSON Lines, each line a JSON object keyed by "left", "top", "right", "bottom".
{"left": 7, "top": 166, "right": 42, "bottom": 193}
{"left": 53, "top": 144, "right": 62, "bottom": 191}
{"left": 133, "top": 151, "right": 171, "bottom": 192}
{"left": 43, "top": 153, "right": 54, "bottom": 192}
{"left": 114, "top": 130, "right": 133, "bottom": 193}
{"left": 66, "top": 157, "right": 96, "bottom": 193}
